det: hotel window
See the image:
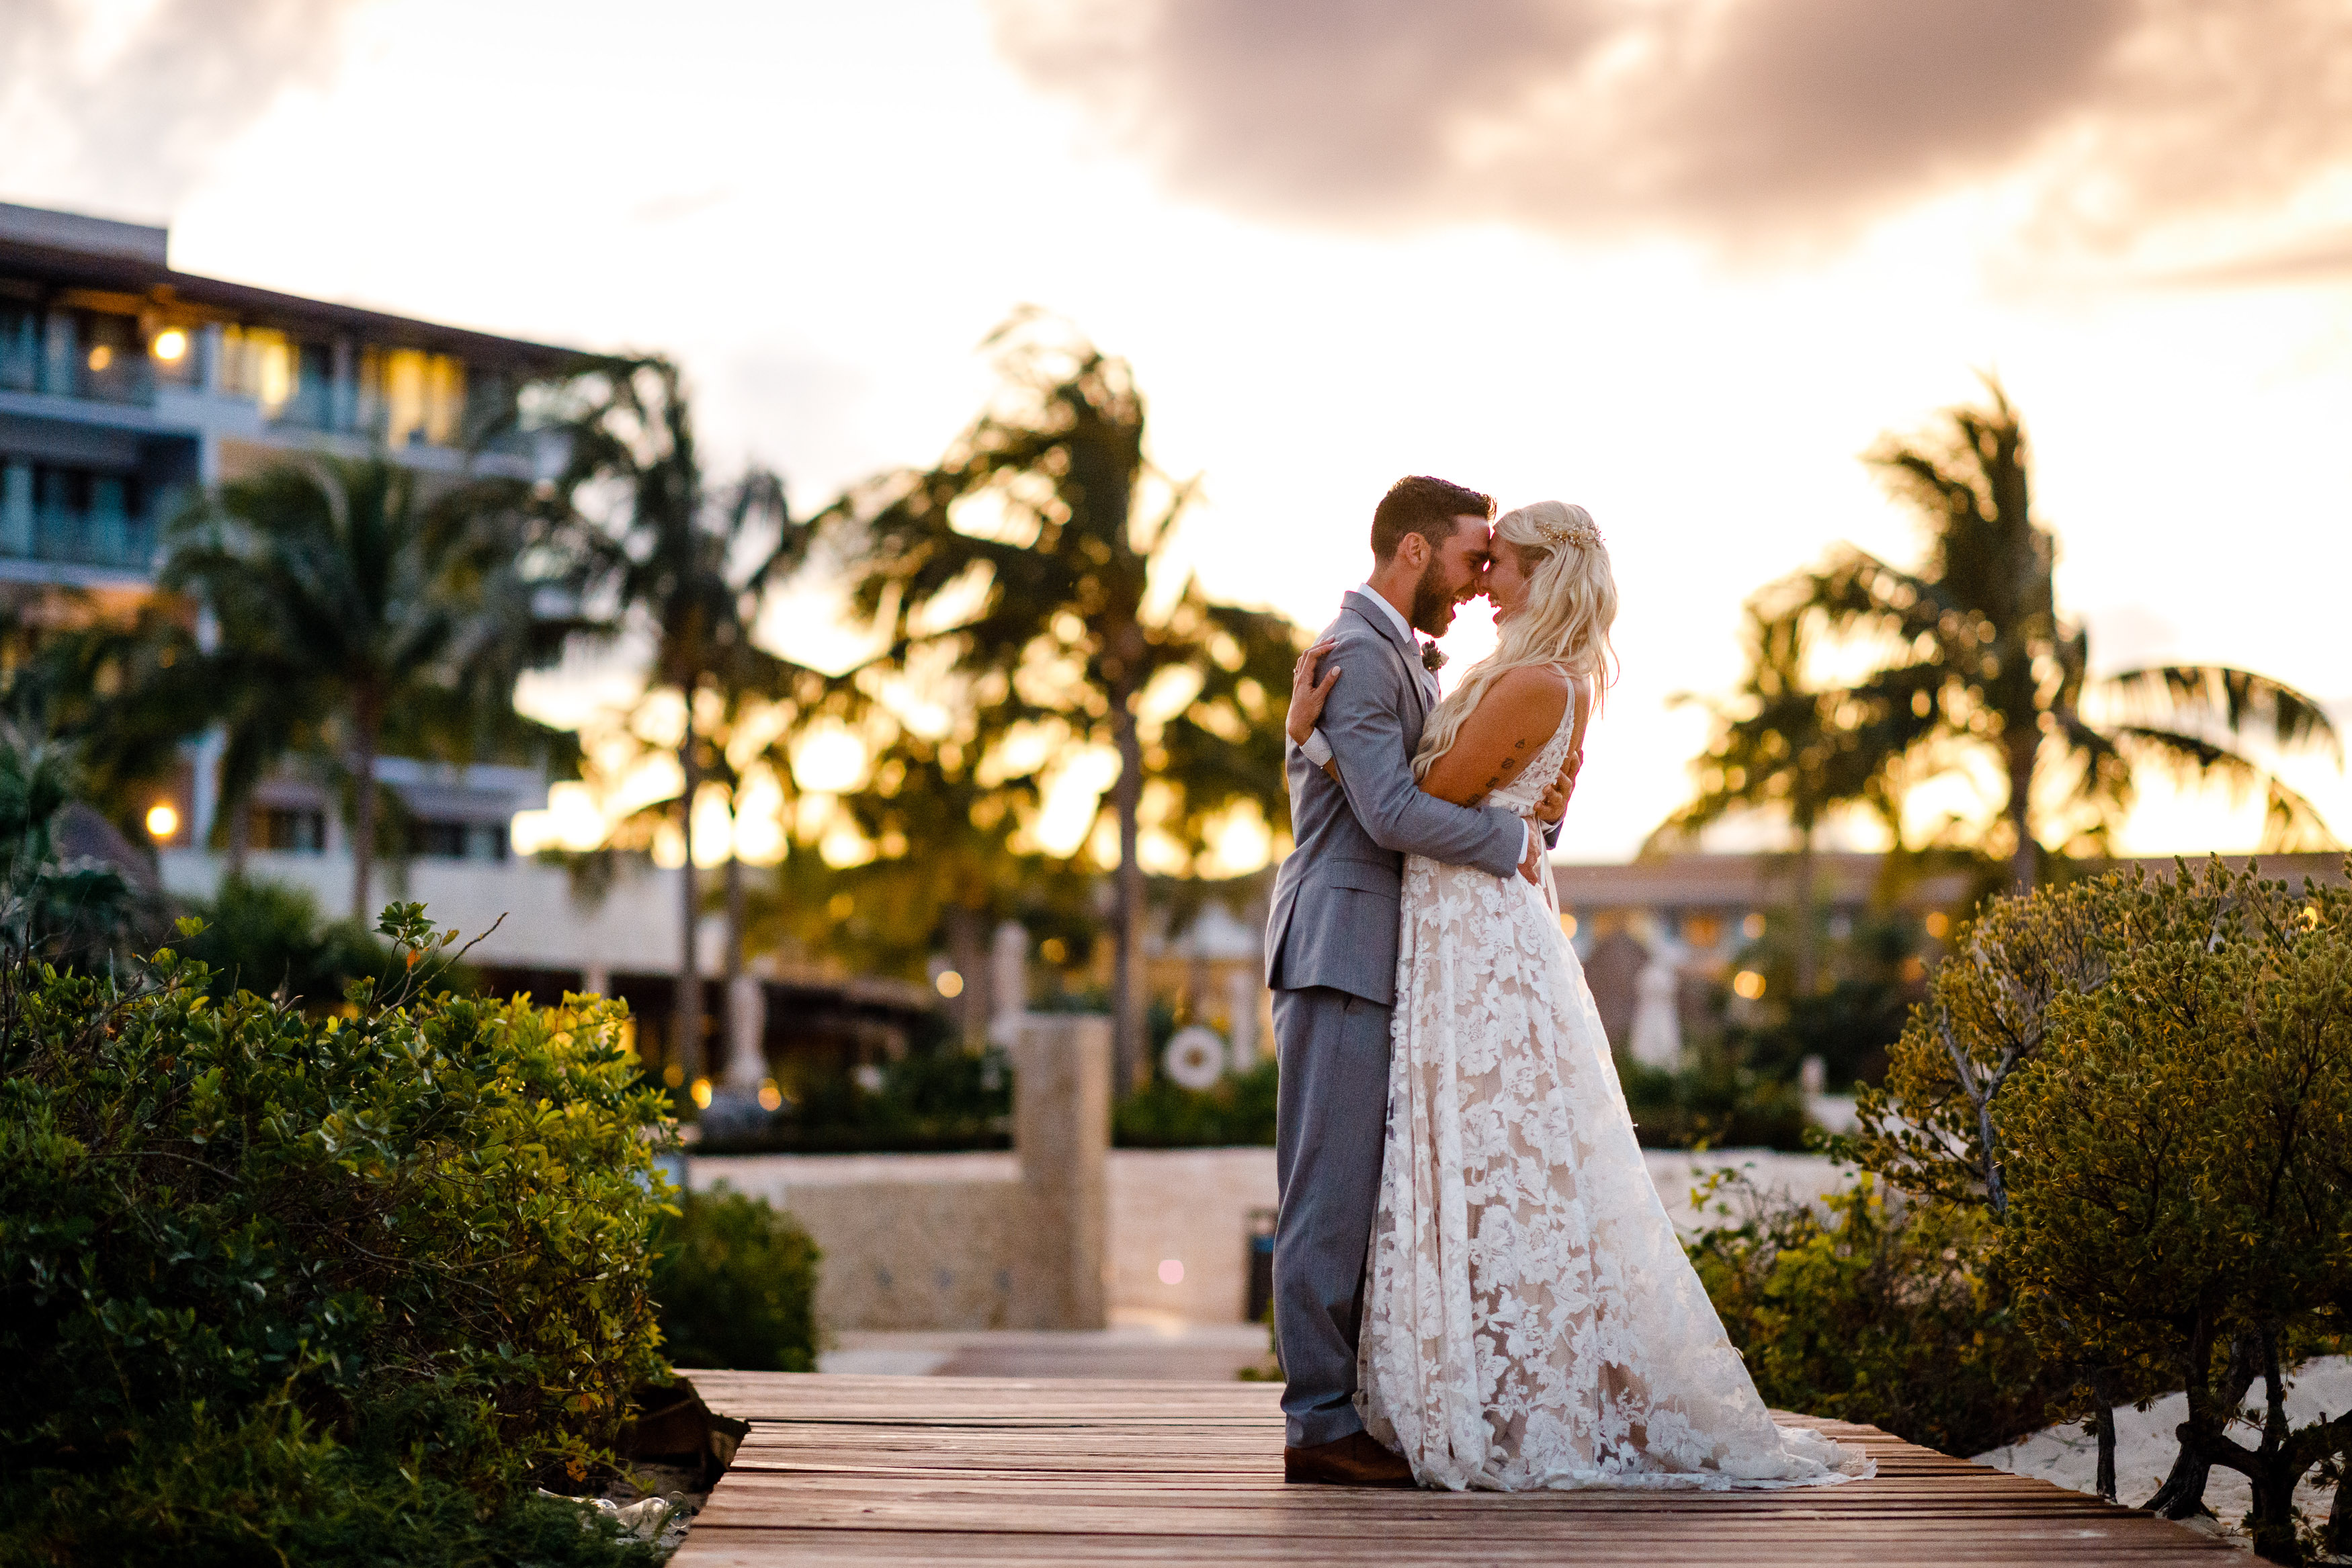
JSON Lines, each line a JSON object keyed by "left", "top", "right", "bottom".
{"left": 409, "top": 818, "right": 509, "bottom": 862}
{"left": 364, "top": 348, "right": 466, "bottom": 447}
{"left": 6, "top": 462, "right": 151, "bottom": 570}
{"left": 222, "top": 326, "right": 296, "bottom": 417}
{"left": 75, "top": 311, "right": 146, "bottom": 404}
{"left": 257, "top": 808, "right": 327, "bottom": 854}
{"left": 0, "top": 304, "right": 36, "bottom": 392}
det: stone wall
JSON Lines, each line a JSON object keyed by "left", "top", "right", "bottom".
{"left": 693, "top": 1141, "right": 1855, "bottom": 1332}
{"left": 688, "top": 1014, "right": 1111, "bottom": 1333}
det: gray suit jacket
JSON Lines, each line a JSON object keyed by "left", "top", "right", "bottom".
{"left": 1265, "top": 591, "right": 1527, "bottom": 1006}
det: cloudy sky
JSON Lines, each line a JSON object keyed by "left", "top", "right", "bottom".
{"left": 7, "top": 0, "right": 2351, "bottom": 863}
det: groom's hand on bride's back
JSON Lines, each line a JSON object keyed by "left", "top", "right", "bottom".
{"left": 1288, "top": 640, "right": 1339, "bottom": 744}
{"left": 1534, "top": 750, "right": 1581, "bottom": 826}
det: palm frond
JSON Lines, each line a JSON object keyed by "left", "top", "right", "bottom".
{"left": 2103, "top": 666, "right": 2344, "bottom": 767}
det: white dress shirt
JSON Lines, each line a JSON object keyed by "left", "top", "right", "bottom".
{"left": 1296, "top": 584, "right": 1538, "bottom": 865}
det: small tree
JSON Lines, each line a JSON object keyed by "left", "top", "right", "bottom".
{"left": 833, "top": 315, "right": 1296, "bottom": 1091}
{"left": 2001, "top": 859, "right": 2352, "bottom": 1563}
{"left": 553, "top": 359, "right": 820, "bottom": 1084}
{"left": 1654, "top": 598, "right": 1908, "bottom": 995}
{"left": 165, "top": 457, "right": 583, "bottom": 921}
{"left": 1751, "top": 382, "right": 2339, "bottom": 890}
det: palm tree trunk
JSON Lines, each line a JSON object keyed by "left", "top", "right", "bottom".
{"left": 351, "top": 698, "right": 380, "bottom": 924}
{"left": 944, "top": 903, "right": 987, "bottom": 1048}
{"left": 1794, "top": 825, "right": 1818, "bottom": 996}
{"left": 227, "top": 794, "right": 251, "bottom": 880}
{"left": 673, "top": 726, "right": 704, "bottom": 1086}
{"left": 1110, "top": 694, "right": 1146, "bottom": 1099}
{"left": 720, "top": 838, "right": 751, "bottom": 1084}
{"left": 2005, "top": 725, "right": 2038, "bottom": 891}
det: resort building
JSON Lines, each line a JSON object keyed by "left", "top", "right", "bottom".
{"left": 0, "top": 200, "right": 581, "bottom": 593}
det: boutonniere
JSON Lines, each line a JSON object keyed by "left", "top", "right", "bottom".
{"left": 1421, "top": 640, "right": 1447, "bottom": 673}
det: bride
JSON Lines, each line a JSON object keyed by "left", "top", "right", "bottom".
{"left": 1286, "top": 500, "right": 1871, "bottom": 1492}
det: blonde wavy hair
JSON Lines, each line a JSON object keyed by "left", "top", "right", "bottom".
{"left": 1413, "top": 500, "right": 1618, "bottom": 779}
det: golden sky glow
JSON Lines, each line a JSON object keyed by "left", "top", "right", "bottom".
{"left": 9, "top": 0, "right": 2349, "bottom": 863}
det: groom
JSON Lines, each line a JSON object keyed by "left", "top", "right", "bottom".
{"left": 1263, "top": 476, "right": 1567, "bottom": 1486}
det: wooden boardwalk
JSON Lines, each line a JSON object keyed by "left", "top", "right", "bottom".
{"left": 674, "top": 1373, "right": 2227, "bottom": 1566}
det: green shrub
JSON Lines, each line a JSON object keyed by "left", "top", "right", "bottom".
{"left": 1620, "top": 1045, "right": 1810, "bottom": 1151}
{"left": 1685, "top": 1172, "right": 2070, "bottom": 1457}
{"left": 755, "top": 1036, "right": 1013, "bottom": 1154}
{"left": 650, "top": 1186, "right": 820, "bottom": 1372}
{"left": 180, "top": 875, "right": 410, "bottom": 1007}
{"left": 2001, "top": 859, "right": 2352, "bottom": 1562}
{"left": 1115, "top": 1057, "right": 1278, "bottom": 1147}
{"left": 0, "top": 904, "right": 673, "bottom": 1565}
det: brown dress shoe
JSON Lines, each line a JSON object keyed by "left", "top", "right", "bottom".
{"left": 1283, "top": 1430, "right": 1417, "bottom": 1487}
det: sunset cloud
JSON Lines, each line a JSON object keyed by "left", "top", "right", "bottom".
{"left": 0, "top": 0, "right": 359, "bottom": 217}
{"left": 991, "top": 0, "right": 2352, "bottom": 257}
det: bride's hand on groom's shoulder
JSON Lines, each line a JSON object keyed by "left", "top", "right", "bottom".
{"left": 1288, "top": 640, "right": 1339, "bottom": 743}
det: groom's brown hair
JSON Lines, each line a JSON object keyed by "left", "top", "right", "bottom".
{"left": 1372, "top": 475, "right": 1495, "bottom": 561}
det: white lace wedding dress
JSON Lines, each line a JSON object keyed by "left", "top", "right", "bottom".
{"left": 1357, "top": 696, "right": 1872, "bottom": 1492}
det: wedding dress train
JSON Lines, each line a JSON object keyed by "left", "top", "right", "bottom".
{"left": 1357, "top": 699, "right": 1872, "bottom": 1491}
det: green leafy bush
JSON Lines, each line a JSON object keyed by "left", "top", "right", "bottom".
{"left": 1620, "top": 1045, "right": 1810, "bottom": 1151}
{"left": 651, "top": 1186, "right": 821, "bottom": 1371}
{"left": 1685, "top": 1172, "right": 2068, "bottom": 1456}
{"left": 0, "top": 904, "right": 673, "bottom": 1565}
{"left": 180, "top": 875, "right": 418, "bottom": 1008}
{"left": 2001, "top": 860, "right": 2352, "bottom": 1562}
{"left": 1115, "top": 1057, "right": 1278, "bottom": 1147}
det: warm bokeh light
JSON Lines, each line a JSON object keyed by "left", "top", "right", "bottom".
{"left": 151, "top": 328, "right": 187, "bottom": 361}
{"left": 85, "top": 345, "right": 111, "bottom": 371}
{"left": 1925, "top": 911, "right": 1951, "bottom": 939}
{"left": 935, "top": 970, "right": 964, "bottom": 998}
{"left": 1157, "top": 1259, "right": 1185, "bottom": 1286}
{"left": 690, "top": 1077, "right": 712, "bottom": 1108}
{"left": 757, "top": 1081, "right": 784, "bottom": 1111}
{"left": 143, "top": 802, "right": 178, "bottom": 840}
{"left": 1732, "top": 970, "right": 1767, "bottom": 1000}
{"left": 1742, "top": 913, "right": 1767, "bottom": 940}
{"left": 1558, "top": 913, "right": 1579, "bottom": 940}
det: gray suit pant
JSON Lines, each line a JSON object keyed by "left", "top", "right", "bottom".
{"left": 1270, "top": 984, "right": 1393, "bottom": 1449}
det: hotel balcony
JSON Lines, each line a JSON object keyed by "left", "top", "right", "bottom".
{"left": 0, "top": 201, "right": 589, "bottom": 586}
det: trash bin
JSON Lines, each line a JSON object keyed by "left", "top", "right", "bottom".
{"left": 1246, "top": 1207, "right": 1277, "bottom": 1324}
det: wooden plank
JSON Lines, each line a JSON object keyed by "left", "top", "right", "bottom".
{"left": 669, "top": 1373, "right": 2226, "bottom": 1566}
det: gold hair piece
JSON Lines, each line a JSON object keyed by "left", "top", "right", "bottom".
{"left": 1534, "top": 508, "right": 1603, "bottom": 551}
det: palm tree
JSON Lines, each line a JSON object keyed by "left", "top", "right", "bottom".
{"left": 554, "top": 359, "right": 819, "bottom": 1084}
{"left": 1772, "top": 381, "right": 2338, "bottom": 890}
{"left": 833, "top": 314, "right": 1298, "bottom": 1092}
{"left": 1653, "top": 600, "right": 1913, "bottom": 994}
{"left": 165, "top": 455, "right": 583, "bottom": 921}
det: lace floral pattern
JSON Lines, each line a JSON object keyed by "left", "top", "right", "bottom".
{"left": 1358, "top": 709, "right": 1872, "bottom": 1492}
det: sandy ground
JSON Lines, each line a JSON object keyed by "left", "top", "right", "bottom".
{"left": 1972, "top": 1355, "right": 2352, "bottom": 1547}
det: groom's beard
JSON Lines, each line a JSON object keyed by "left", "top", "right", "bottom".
{"left": 1409, "top": 554, "right": 1455, "bottom": 636}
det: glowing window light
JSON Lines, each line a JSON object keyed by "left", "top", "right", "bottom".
{"left": 1157, "top": 1259, "right": 1185, "bottom": 1286}
{"left": 144, "top": 802, "right": 179, "bottom": 840}
{"left": 935, "top": 969, "right": 964, "bottom": 998}
{"left": 152, "top": 329, "right": 188, "bottom": 362}
{"left": 87, "top": 345, "right": 113, "bottom": 372}
{"left": 1732, "top": 970, "right": 1767, "bottom": 1000}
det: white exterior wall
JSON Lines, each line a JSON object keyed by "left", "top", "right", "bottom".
{"left": 156, "top": 848, "right": 713, "bottom": 975}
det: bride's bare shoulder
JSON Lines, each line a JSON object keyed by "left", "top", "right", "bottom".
{"left": 1483, "top": 664, "right": 1571, "bottom": 720}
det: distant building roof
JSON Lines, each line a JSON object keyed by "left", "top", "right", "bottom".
{"left": 0, "top": 201, "right": 591, "bottom": 377}
{"left": 1555, "top": 849, "right": 2349, "bottom": 912}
